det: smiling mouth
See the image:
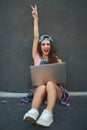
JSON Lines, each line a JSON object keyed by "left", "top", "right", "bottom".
{"left": 44, "top": 49, "right": 49, "bottom": 53}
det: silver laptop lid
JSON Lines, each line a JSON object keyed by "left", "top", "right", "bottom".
{"left": 30, "top": 62, "right": 66, "bottom": 86}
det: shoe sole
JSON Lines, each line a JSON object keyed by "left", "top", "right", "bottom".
{"left": 37, "top": 119, "right": 53, "bottom": 127}
{"left": 24, "top": 116, "right": 36, "bottom": 124}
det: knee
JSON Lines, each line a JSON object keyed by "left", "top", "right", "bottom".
{"left": 46, "top": 81, "right": 55, "bottom": 89}
{"left": 40, "top": 85, "right": 46, "bottom": 92}
{"left": 47, "top": 81, "right": 54, "bottom": 86}
{"left": 36, "top": 85, "right": 46, "bottom": 95}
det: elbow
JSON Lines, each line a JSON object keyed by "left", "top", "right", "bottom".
{"left": 34, "top": 33, "right": 39, "bottom": 38}
{"left": 34, "top": 35, "right": 39, "bottom": 41}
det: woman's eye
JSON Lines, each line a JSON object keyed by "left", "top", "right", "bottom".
{"left": 47, "top": 43, "right": 50, "bottom": 46}
{"left": 41, "top": 43, "right": 50, "bottom": 46}
{"left": 41, "top": 44, "right": 45, "bottom": 46}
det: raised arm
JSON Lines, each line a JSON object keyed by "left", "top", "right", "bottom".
{"left": 31, "top": 5, "right": 39, "bottom": 61}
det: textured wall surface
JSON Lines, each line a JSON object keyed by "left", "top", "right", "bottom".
{"left": 0, "top": 0, "right": 87, "bottom": 92}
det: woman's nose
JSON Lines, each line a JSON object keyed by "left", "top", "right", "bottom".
{"left": 44, "top": 44, "right": 48, "bottom": 48}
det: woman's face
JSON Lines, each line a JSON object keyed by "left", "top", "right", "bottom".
{"left": 40, "top": 40, "right": 51, "bottom": 56}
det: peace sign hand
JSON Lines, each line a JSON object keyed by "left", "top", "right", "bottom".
{"left": 31, "top": 4, "right": 38, "bottom": 18}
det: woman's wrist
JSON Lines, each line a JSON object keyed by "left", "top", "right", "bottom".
{"left": 33, "top": 15, "right": 38, "bottom": 19}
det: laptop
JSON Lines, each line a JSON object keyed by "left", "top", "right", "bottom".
{"left": 30, "top": 62, "right": 66, "bottom": 86}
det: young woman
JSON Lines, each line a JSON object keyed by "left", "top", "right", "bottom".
{"left": 23, "top": 5, "right": 69, "bottom": 127}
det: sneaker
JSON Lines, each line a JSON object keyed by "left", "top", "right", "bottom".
{"left": 23, "top": 108, "right": 39, "bottom": 123}
{"left": 36, "top": 109, "right": 53, "bottom": 127}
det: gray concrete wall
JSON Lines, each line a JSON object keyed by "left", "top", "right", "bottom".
{"left": 0, "top": 0, "right": 87, "bottom": 92}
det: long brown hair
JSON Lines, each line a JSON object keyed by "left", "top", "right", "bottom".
{"left": 37, "top": 42, "right": 58, "bottom": 63}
